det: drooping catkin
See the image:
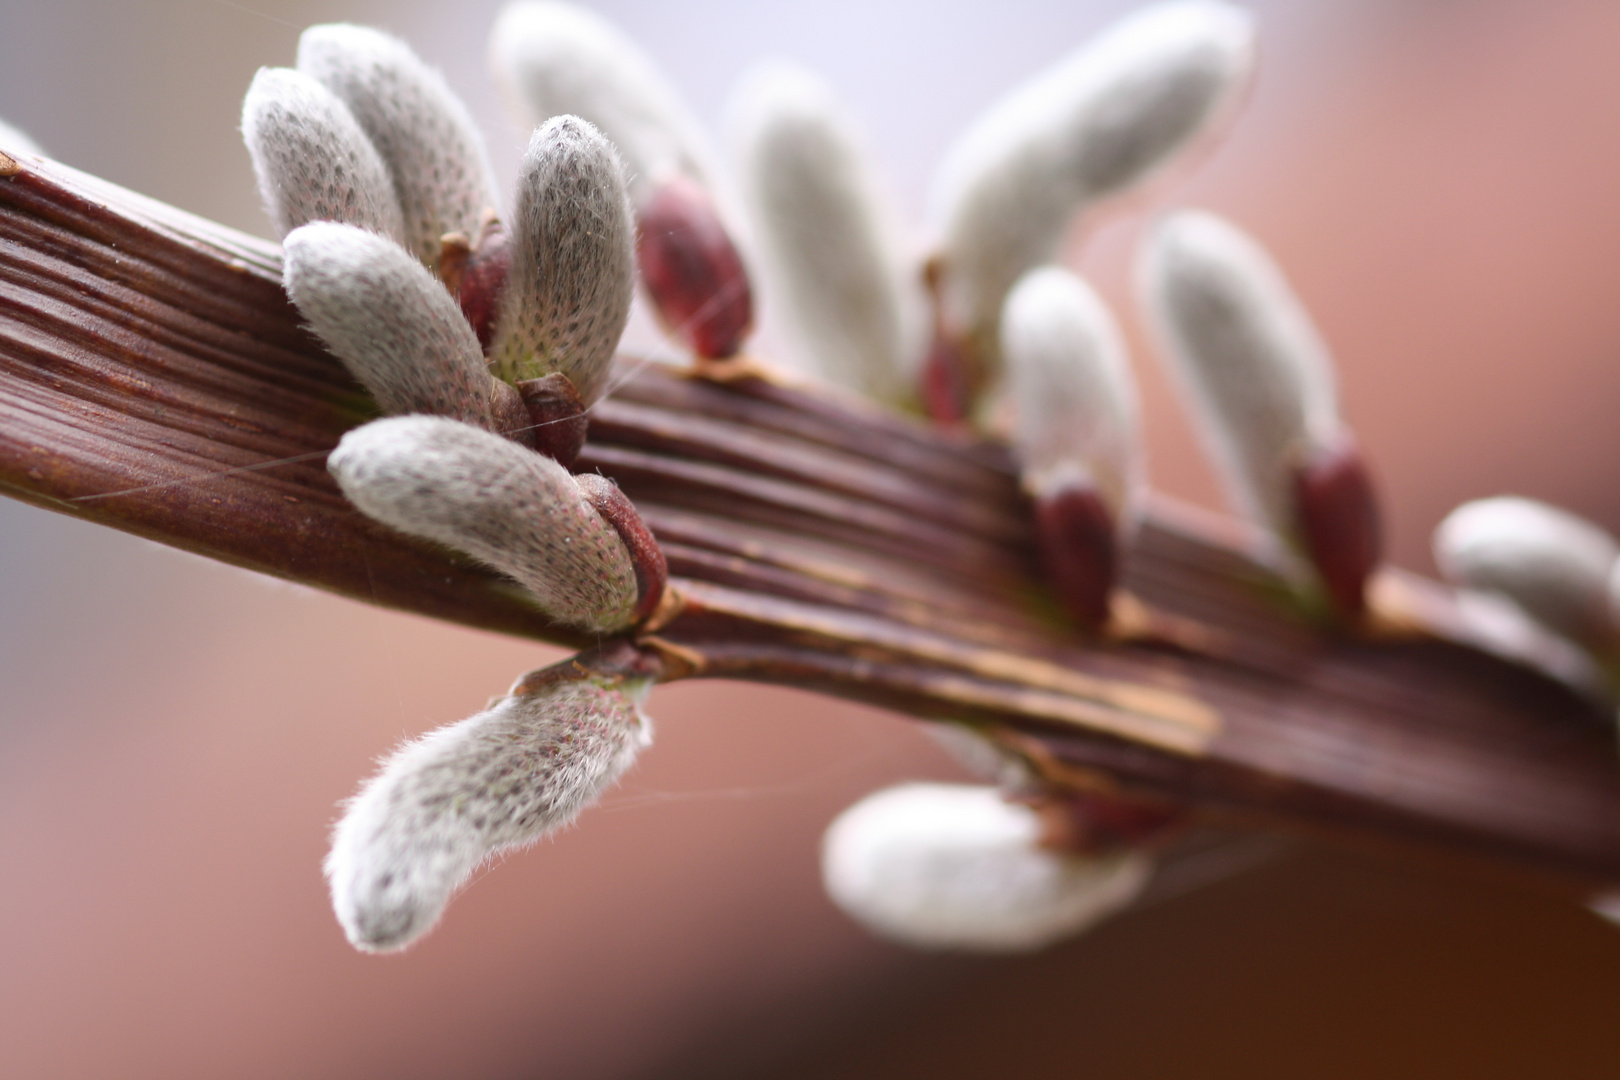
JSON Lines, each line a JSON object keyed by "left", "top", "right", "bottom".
{"left": 729, "top": 61, "right": 919, "bottom": 402}
{"left": 241, "top": 67, "right": 405, "bottom": 243}
{"left": 327, "top": 662, "right": 653, "bottom": 951}
{"left": 930, "top": 1, "right": 1254, "bottom": 368}
{"left": 488, "top": 1, "right": 710, "bottom": 200}
{"left": 327, "top": 416, "right": 640, "bottom": 631}
{"left": 489, "top": 116, "right": 635, "bottom": 403}
{"left": 822, "top": 783, "right": 1151, "bottom": 953}
{"left": 297, "top": 24, "right": 500, "bottom": 269}
{"left": 283, "top": 223, "right": 495, "bottom": 427}
{"left": 1435, "top": 497, "right": 1620, "bottom": 654}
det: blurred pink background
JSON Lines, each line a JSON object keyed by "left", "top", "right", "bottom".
{"left": 3, "top": 1, "right": 1620, "bottom": 1077}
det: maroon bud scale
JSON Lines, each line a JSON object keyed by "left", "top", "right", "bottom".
{"left": 1292, "top": 435, "right": 1381, "bottom": 617}
{"left": 514, "top": 371, "right": 588, "bottom": 468}
{"left": 635, "top": 174, "right": 753, "bottom": 359}
{"left": 1032, "top": 479, "right": 1117, "bottom": 631}
{"left": 575, "top": 472, "right": 668, "bottom": 626}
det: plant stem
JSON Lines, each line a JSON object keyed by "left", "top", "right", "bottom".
{"left": 3, "top": 153, "right": 1617, "bottom": 884}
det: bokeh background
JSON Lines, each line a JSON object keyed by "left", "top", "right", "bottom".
{"left": 4, "top": 0, "right": 1620, "bottom": 1076}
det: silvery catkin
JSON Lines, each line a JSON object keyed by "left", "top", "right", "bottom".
{"left": 729, "top": 61, "right": 918, "bottom": 402}
{"left": 241, "top": 66, "right": 405, "bottom": 243}
{"left": 822, "top": 783, "right": 1151, "bottom": 953}
{"left": 297, "top": 23, "right": 499, "bottom": 268}
{"left": 327, "top": 664, "right": 653, "bottom": 951}
{"left": 490, "top": 116, "right": 635, "bottom": 403}
{"left": 488, "top": 0, "right": 710, "bottom": 200}
{"left": 282, "top": 222, "right": 496, "bottom": 428}
{"left": 930, "top": 1, "right": 1254, "bottom": 365}
{"left": 327, "top": 416, "right": 640, "bottom": 632}
{"left": 1435, "top": 497, "right": 1620, "bottom": 654}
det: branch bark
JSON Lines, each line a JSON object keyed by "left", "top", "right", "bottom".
{"left": 3, "top": 152, "right": 1618, "bottom": 884}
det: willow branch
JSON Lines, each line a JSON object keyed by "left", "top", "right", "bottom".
{"left": 3, "top": 152, "right": 1617, "bottom": 884}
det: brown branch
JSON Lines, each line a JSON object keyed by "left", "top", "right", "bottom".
{"left": 3, "top": 153, "right": 1618, "bottom": 885}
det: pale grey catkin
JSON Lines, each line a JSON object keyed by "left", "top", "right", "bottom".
{"left": 822, "top": 783, "right": 1151, "bottom": 953}
{"left": 283, "top": 222, "right": 494, "bottom": 427}
{"left": 1435, "top": 497, "right": 1620, "bottom": 653}
{"left": 1002, "top": 265, "right": 1142, "bottom": 525}
{"left": 729, "top": 61, "right": 919, "bottom": 403}
{"left": 490, "top": 116, "right": 634, "bottom": 403}
{"left": 327, "top": 416, "right": 640, "bottom": 631}
{"left": 241, "top": 67, "right": 405, "bottom": 243}
{"left": 930, "top": 1, "right": 1254, "bottom": 361}
{"left": 326, "top": 670, "right": 653, "bottom": 951}
{"left": 489, "top": 1, "right": 710, "bottom": 200}
{"left": 297, "top": 23, "right": 500, "bottom": 268}
{"left": 1139, "top": 210, "right": 1340, "bottom": 541}
{"left": 0, "top": 117, "right": 44, "bottom": 158}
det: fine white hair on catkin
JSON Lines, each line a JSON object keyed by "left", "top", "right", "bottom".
{"left": 1138, "top": 209, "right": 1340, "bottom": 541}
{"left": 1435, "top": 497, "right": 1620, "bottom": 653}
{"left": 822, "top": 783, "right": 1151, "bottom": 953}
{"left": 0, "top": 116, "right": 44, "bottom": 158}
{"left": 326, "top": 671, "right": 653, "bottom": 951}
{"left": 930, "top": 0, "right": 1254, "bottom": 360}
{"left": 1002, "top": 265, "right": 1143, "bottom": 527}
{"left": 728, "top": 61, "right": 921, "bottom": 404}
{"left": 241, "top": 67, "right": 405, "bottom": 243}
{"left": 297, "top": 23, "right": 500, "bottom": 268}
{"left": 283, "top": 223, "right": 495, "bottom": 427}
{"left": 328, "top": 416, "right": 640, "bottom": 631}
{"left": 488, "top": 1, "right": 711, "bottom": 201}
{"left": 490, "top": 115, "right": 635, "bottom": 402}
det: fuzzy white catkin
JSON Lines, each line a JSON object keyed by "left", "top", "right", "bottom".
{"left": 1002, "top": 265, "right": 1142, "bottom": 526}
{"left": 728, "top": 61, "right": 920, "bottom": 403}
{"left": 1139, "top": 209, "right": 1341, "bottom": 540}
{"left": 930, "top": 1, "right": 1254, "bottom": 355}
{"left": 328, "top": 416, "right": 640, "bottom": 631}
{"left": 822, "top": 783, "right": 1151, "bottom": 953}
{"left": 490, "top": 115, "right": 635, "bottom": 402}
{"left": 327, "top": 672, "right": 653, "bottom": 951}
{"left": 489, "top": 1, "right": 711, "bottom": 200}
{"left": 0, "top": 117, "right": 44, "bottom": 158}
{"left": 297, "top": 24, "right": 500, "bottom": 268}
{"left": 241, "top": 67, "right": 406, "bottom": 243}
{"left": 1434, "top": 497, "right": 1620, "bottom": 652}
{"left": 283, "top": 223, "right": 494, "bottom": 427}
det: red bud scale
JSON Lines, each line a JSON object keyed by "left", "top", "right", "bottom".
{"left": 1292, "top": 435, "right": 1381, "bottom": 617}
{"left": 635, "top": 174, "right": 753, "bottom": 359}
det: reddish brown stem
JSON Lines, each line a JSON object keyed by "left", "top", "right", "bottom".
{"left": 3, "top": 155, "right": 1619, "bottom": 886}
